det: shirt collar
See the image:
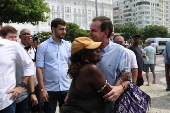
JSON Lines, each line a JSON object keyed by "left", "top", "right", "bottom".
{"left": 19, "top": 42, "right": 25, "bottom": 48}
{"left": 49, "top": 37, "right": 64, "bottom": 44}
{"left": 100, "top": 40, "right": 114, "bottom": 53}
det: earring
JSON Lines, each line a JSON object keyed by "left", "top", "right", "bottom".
{"left": 85, "top": 59, "right": 90, "bottom": 63}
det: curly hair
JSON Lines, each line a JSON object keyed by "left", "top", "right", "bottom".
{"left": 68, "top": 49, "right": 90, "bottom": 79}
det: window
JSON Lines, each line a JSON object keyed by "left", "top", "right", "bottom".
{"left": 159, "top": 41, "right": 167, "bottom": 46}
{"left": 74, "top": 8, "right": 76, "bottom": 13}
{"left": 88, "top": 9, "right": 91, "bottom": 14}
{"left": 57, "top": 6, "right": 60, "bottom": 12}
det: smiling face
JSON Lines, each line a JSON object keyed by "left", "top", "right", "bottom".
{"left": 88, "top": 21, "right": 105, "bottom": 43}
{"left": 84, "top": 48, "right": 101, "bottom": 64}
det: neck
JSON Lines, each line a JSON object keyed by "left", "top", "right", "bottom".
{"left": 52, "top": 35, "right": 61, "bottom": 44}
{"left": 99, "top": 38, "right": 109, "bottom": 50}
{"left": 133, "top": 43, "right": 138, "bottom": 46}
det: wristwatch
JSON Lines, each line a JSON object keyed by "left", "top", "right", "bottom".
{"left": 19, "top": 82, "right": 28, "bottom": 88}
{"left": 30, "top": 91, "right": 35, "bottom": 95}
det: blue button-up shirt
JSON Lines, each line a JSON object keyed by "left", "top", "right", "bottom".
{"left": 36, "top": 37, "right": 71, "bottom": 91}
{"left": 96, "top": 41, "right": 130, "bottom": 85}
{"left": 164, "top": 41, "right": 170, "bottom": 65}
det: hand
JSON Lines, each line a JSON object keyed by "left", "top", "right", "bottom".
{"left": 31, "top": 94, "right": 38, "bottom": 106}
{"left": 40, "top": 90, "right": 49, "bottom": 102}
{"left": 25, "top": 35, "right": 33, "bottom": 46}
{"left": 143, "top": 54, "right": 146, "bottom": 58}
{"left": 103, "top": 84, "right": 124, "bottom": 102}
{"left": 119, "top": 70, "right": 131, "bottom": 81}
{"left": 6, "top": 86, "right": 25, "bottom": 100}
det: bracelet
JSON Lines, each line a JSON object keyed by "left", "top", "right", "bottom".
{"left": 166, "top": 75, "right": 169, "bottom": 77}
{"left": 132, "top": 82, "right": 137, "bottom": 85}
{"left": 30, "top": 91, "right": 35, "bottom": 95}
{"left": 117, "top": 78, "right": 123, "bottom": 84}
{"left": 97, "top": 80, "right": 107, "bottom": 93}
{"left": 121, "top": 84, "right": 126, "bottom": 91}
{"left": 41, "top": 88, "right": 46, "bottom": 91}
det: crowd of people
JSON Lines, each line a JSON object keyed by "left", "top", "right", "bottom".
{"left": 0, "top": 16, "right": 169, "bottom": 113}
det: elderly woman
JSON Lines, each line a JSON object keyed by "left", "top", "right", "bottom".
{"left": 60, "top": 37, "right": 130, "bottom": 113}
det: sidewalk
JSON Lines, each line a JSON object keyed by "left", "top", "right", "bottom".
{"left": 140, "top": 63, "right": 170, "bottom": 113}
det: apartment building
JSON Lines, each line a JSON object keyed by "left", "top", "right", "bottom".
{"left": 113, "top": 0, "right": 170, "bottom": 32}
{"left": 3, "top": 0, "right": 113, "bottom": 34}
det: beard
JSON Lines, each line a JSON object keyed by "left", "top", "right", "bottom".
{"left": 56, "top": 33, "right": 65, "bottom": 39}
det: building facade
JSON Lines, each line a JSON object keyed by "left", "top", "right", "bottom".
{"left": 3, "top": 0, "right": 113, "bottom": 34}
{"left": 112, "top": 0, "right": 170, "bottom": 32}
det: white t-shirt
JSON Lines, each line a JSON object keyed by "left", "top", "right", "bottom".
{"left": 126, "top": 48, "right": 138, "bottom": 69}
{"left": 19, "top": 42, "right": 38, "bottom": 85}
{"left": 150, "top": 43, "right": 158, "bottom": 50}
{"left": 0, "top": 38, "right": 34, "bottom": 110}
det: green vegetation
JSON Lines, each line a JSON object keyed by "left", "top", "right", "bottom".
{"left": 0, "top": 0, "right": 50, "bottom": 25}
{"left": 114, "top": 24, "right": 169, "bottom": 42}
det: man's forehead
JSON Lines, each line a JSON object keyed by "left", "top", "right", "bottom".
{"left": 20, "top": 29, "right": 31, "bottom": 34}
{"left": 7, "top": 32, "right": 17, "bottom": 36}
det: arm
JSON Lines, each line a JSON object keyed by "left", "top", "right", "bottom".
{"left": 154, "top": 54, "right": 156, "bottom": 64}
{"left": 36, "top": 67, "right": 48, "bottom": 102}
{"left": 87, "top": 65, "right": 112, "bottom": 96}
{"left": 7, "top": 76, "right": 30, "bottom": 100}
{"left": 7, "top": 43, "right": 34, "bottom": 100}
{"left": 29, "top": 75, "right": 38, "bottom": 106}
{"left": 131, "top": 51, "right": 138, "bottom": 82}
{"left": 36, "top": 44, "right": 49, "bottom": 102}
{"left": 131, "top": 68, "right": 138, "bottom": 82}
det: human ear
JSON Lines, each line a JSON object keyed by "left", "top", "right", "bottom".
{"left": 81, "top": 55, "right": 87, "bottom": 61}
{"left": 104, "top": 30, "right": 109, "bottom": 37}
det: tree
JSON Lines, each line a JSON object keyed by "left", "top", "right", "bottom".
{"left": 0, "top": 0, "right": 50, "bottom": 25}
{"left": 114, "top": 23, "right": 139, "bottom": 41}
{"left": 65, "top": 23, "right": 89, "bottom": 41}
{"left": 141, "top": 25, "right": 169, "bottom": 41}
{"left": 36, "top": 31, "right": 51, "bottom": 42}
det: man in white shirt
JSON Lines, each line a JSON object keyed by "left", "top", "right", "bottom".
{"left": 114, "top": 35, "right": 138, "bottom": 84}
{"left": 0, "top": 35, "right": 34, "bottom": 112}
{"left": 1, "top": 26, "right": 38, "bottom": 113}
{"left": 19, "top": 28, "right": 39, "bottom": 113}
{"left": 150, "top": 40, "right": 158, "bottom": 51}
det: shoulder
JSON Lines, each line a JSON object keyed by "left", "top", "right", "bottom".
{"left": 80, "top": 64, "right": 100, "bottom": 74}
{"left": 126, "top": 48, "right": 135, "bottom": 55}
{"left": 62, "top": 40, "right": 71, "bottom": 47}
{"left": 167, "top": 41, "right": 170, "bottom": 45}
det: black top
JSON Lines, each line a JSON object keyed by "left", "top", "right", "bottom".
{"left": 60, "top": 80, "right": 105, "bottom": 113}
{"left": 129, "top": 45, "right": 143, "bottom": 72}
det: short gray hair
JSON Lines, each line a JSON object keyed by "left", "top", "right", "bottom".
{"left": 145, "top": 40, "right": 151, "bottom": 45}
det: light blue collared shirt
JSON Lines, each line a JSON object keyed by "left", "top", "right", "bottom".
{"left": 36, "top": 37, "right": 71, "bottom": 91}
{"left": 96, "top": 41, "right": 130, "bottom": 86}
{"left": 164, "top": 41, "right": 170, "bottom": 65}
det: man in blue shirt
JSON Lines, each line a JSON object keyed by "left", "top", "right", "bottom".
{"left": 36, "top": 18, "right": 71, "bottom": 113}
{"left": 89, "top": 16, "right": 130, "bottom": 113}
{"left": 164, "top": 41, "right": 170, "bottom": 91}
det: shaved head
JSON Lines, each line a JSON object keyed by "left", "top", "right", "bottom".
{"left": 114, "top": 35, "right": 125, "bottom": 45}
